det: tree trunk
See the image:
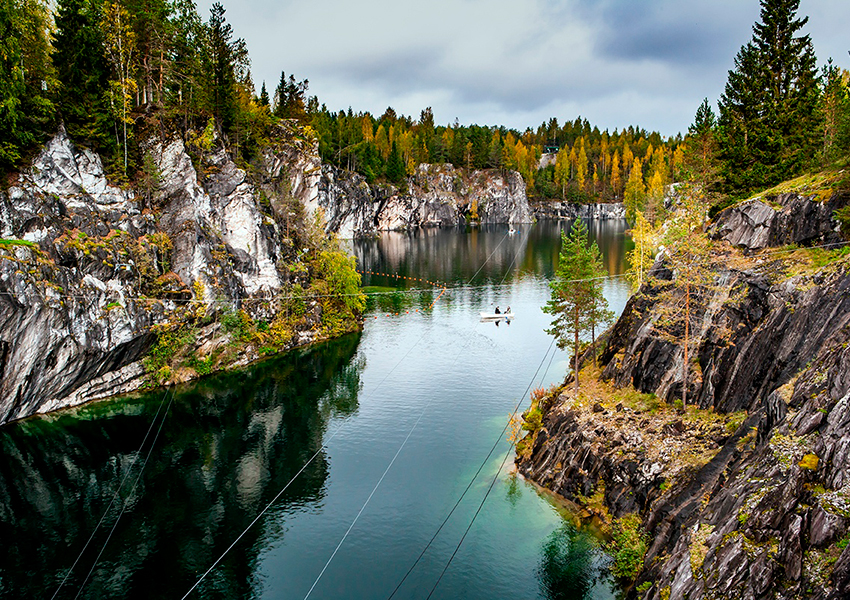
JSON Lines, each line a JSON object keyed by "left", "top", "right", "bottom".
{"left": 574, "top": 308, "right": 580, "bottom": 395}
{"left": 683, "top": 281, "right": 690, "bottom": 408}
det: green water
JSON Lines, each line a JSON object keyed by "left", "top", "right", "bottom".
{"left": 0, "top": 221, "right": 630, "bottom": 599}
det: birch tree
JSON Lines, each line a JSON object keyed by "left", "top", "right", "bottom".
{"left": 101, "top": 0, "right": 137, "bottom": 175}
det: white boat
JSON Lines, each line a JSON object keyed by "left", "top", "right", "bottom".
{"left": 479, "top": 312, "right": 514, "bottom": 320}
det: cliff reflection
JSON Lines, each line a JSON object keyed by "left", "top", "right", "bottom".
{"left": 355, "top": 221, "right": 629, "bottom": 288}
{"left": 0, "top": 333, "right": 363, "bottom": 599}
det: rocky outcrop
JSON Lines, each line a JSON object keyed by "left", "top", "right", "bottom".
{"left": 317, "top": 163, "right": 532, "bottom": 238}
{"left": 708, "top": 191, "right": 848, "bottom": 249}
{"left": 519, "top": 191, "right": 850, "bottom": 599}
{"left": 0, "top": 123, "right": 342, "bottom": 425}
{"left": 531, "top": 201, "right": 626, "bottom": 220}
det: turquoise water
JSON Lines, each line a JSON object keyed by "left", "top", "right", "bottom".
{"left": 0, "top": 221, "right": 630, "bottom": 599}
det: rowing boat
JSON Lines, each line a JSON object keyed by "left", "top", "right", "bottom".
{"left": 479, "top": 312, "right": 514, "bottom": 320}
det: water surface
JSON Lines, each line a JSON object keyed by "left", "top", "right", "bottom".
{"left": 0, "top": 220, "right": 630, "bottom": 599}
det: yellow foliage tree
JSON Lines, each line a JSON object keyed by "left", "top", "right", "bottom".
{"left": 554, "top": 146, "right": 570, "bottom": 198}
{"left": 623, "top": 158, "right": 645, "bottom": 221}
{"left": 101, "top": 1, "right": 137, "bottom": 176}
{"left": 576, "top": 140, "right": 588, "bottom": 193}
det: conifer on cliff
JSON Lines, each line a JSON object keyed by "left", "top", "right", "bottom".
{"left": 718, "top": 0, "right": 820, "bottom": 194}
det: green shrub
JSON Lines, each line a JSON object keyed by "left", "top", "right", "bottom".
{"left": 609, "top": 513, "right": 649, "bottom": 580}
{"left": 187, "top": 354, "right": 215, "bottom": 376}
{"left": 522, "top": 406, "right": 543, "bottom": 432}
{"left": 143, "top": 324, "right": 195, "bottom": 384}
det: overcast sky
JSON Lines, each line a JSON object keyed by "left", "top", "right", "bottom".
{"left": 199, "top": 0, "right": 850, "bottom": 137}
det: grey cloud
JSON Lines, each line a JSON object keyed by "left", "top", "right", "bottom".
{"left": 200, "top": 0, "right": 850, "bottom": 135}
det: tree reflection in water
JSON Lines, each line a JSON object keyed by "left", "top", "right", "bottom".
{"left": 0, "top": 333, "right": 363, "bottom": 599}
{"left": 537, "top": 522, "right": 613, "bottom": 600}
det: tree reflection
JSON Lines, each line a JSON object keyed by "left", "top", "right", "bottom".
{"left": 538, "top": 522, "right": 608, "bottom": 600}
{"left": 0, "top": 333, "right": 363, "bottom": 599}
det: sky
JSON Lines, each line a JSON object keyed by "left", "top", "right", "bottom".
{"left": 198, "top": 0, "right": 850, "bottom": 138}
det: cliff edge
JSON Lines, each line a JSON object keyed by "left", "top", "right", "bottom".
{"left": 519, "top": 189, "right": 850, "bottom": 599}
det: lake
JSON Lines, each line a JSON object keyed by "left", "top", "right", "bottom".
{"left": 0, "top": 220, "right": 631, "bottom": 599}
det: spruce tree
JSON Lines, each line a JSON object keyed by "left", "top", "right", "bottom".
{"left": 203, "top": 2, "right": 243, "bottom": 133}
{"left": 718, "top": 0, "right": 820, "bottom": 193}
{"left": 0, "top": 0, "right": 55, "bottom": 170}
{"left": 258, "top": 81, "right": 269, "bottom": 107}
{"left": 385, "top": 141, "right": 405, "bottom": 184}
{"left": 684, "top": 99, "right": 720, "bottom": 189}
{"left": 820, "top": 60, "right": 850, "bottom": 164}
{"left": 53, "top": 0, "right": 114, "bottom": 153}
{"left": 543, "top": 219, "right": 611, "bottom": 394}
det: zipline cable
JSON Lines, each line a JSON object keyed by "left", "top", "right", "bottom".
{"left": 385, "top": 232, "right": 550, "bottom": 599}
{"left": 386, "top": 336, "right": 557, "bottom": 599}
{"left": 73, "top": 387, "right": 176, "bottom": 600}
{"left": 50, "top": 387, "right": 172, "bottom": 600}
{"left": 301, "top": 231, "right": 515, "bottom": 598}
{"left": 422, "top": 337, "right": 557, "bottom": 600}
{"left": 180, "top": 297, "right": 449, "bottom": 599}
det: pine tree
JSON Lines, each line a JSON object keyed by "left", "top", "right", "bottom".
{"left": 718, "top": 0, "right": 820, "bottom": 193}
{"left": 650, "top": 190, "right": 717, "bottom": 407}
{"left": 543, "top": 219, "right": 611, "bottom": 394}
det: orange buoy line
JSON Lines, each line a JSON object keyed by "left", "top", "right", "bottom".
{"left": 358, "top": 269, "right": 447, "bottom": 318}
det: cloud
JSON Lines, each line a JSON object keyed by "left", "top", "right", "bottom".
{"left": 199, "top": 0, "right": 850, "bottom": 136}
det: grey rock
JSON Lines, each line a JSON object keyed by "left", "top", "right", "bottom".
{"left": 317, "top": 163, "right": 533, "bottom": 238}
{"left": 531, "top": 201, "right": 626, "bottom": 221}
{"left": 0, "top": 123, "right": 345, "bottom": 425}
{"left": 708, "top": 192, "right": 848, "bottom": 250}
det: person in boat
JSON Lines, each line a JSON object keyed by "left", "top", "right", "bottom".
{"left": 505, "top": 306, "right": 511, "bottom": 314}
{"left": 494, "top": 306, "right": 500, "bottom": 314}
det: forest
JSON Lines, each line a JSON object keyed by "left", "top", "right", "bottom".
{"left": 1, "top": 0, "right": 849, "bottom": 210}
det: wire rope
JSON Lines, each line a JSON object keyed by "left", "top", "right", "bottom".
{"left": 300, "top": 231, "right": 514, "bottom": 598}
{"left": 385, "top": 231, "right": 550, "bottom": 599}
{"left": 422, "top": 338, "right": 556, "bottom": 599}
{"left": 178, "top": 322, "right": 435, "bottom": 600}
{"left": 73, "top": 388, "right": 176, "bottom": 600}
{"left": 49, "top": 388, "right": 172, "bottom": 600}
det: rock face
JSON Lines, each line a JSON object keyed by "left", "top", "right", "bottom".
{"left": 519, "top": 191, "right": 850, "bottom": 599}
{"left": 317, "top": 163, "right": 533, "bottom": 238}
{"left": 0, "top": 124, "right": 331, "bottom": 425}
{"left": 531, "top": 200, "right": 626, "bottom": 220}
{"left": 708, "top": 192, "right": 845, "bottom": 250}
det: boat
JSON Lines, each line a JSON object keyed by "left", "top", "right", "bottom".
{"left": 479, "top": 312, "right": 514, "bottom": 320}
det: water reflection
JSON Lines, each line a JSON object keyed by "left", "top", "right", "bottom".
{"left": 0, "top": 333, "right": 362, "bottom": 599}
{"left": 354, "top": 221, "right": 629, "bottom": 288}
{"left": 538, "top": 523, "right": 613, "bottom": 600}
